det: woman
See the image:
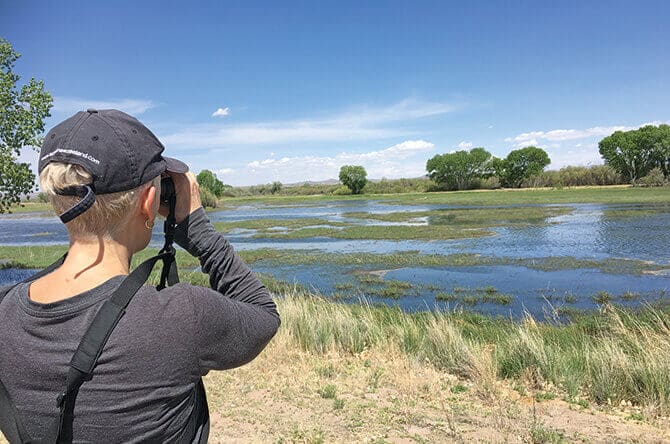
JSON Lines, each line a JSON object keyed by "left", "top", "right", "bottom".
{"left": 0, "top": 109, "right": 280, "bottom": 442}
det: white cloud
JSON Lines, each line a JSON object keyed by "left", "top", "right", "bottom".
{"left": 212, "top": 107, "right": 231, "bottom": 117}
{"left": 161, "top": 98, "right": 455, "bottom": 148}
{"left": 215, "top": 168, "right": 235, "bottom": 176}
{"left": 53, "top": 97, "right": 155, "bottom": 115}
{"left": 220, "top": 140, "right": 435, "bottom": 185}
{"left": 505, "top": 121, "right": 666, "bottom": 148}
{"left": 545, "top": 143, "right": 603, "bottom": 169}
{"left": 457, "top": 141, "right": 473, "bottom": 150}
{"left": 504, "top": 120, "right": 670, "bottom": 170}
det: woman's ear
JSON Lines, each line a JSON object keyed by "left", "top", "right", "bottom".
{"left": 139, "top": 183, "right": 158, "bottom": 221}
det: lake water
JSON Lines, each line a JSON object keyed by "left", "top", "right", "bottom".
{"left": 2, "top": 200, "right": 669, "bottom": 317}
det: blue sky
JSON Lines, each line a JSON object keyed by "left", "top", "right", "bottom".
{"left": 2, "top": 0, "right": 668, "bottom": 185}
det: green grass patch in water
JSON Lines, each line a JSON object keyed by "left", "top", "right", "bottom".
{"left": 1, "top": 246, "right": 666, "bottom": 277}
{"left": 255, "top": 224, "right": 492, "bottom": 240}
{"left": 344, "top": 206, "right": 572, "bottom": 228}
{"left": 436, "top": 286, "right": 513, "bottom": 306}
{"left": 213, "top": 217, "right": 351, "bottom": 235}
{"left": 218, "top": 186, "right": 670, "bottom": 207}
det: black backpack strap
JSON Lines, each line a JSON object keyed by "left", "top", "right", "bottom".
{"left": 44, "top": 251, "right": 173, "bottom": 443}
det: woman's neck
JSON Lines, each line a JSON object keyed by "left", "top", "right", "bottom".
{"left": 65, "top": 239, "right": 133, "bottom": 275}
{"left": 28, "top": 239, "right": 133, "bottom": 304}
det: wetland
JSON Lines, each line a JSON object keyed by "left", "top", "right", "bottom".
{"left": 2, "top": 187, "right": 669, "bottom": 319}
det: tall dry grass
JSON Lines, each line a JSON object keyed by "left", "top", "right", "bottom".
{"left": 276, "top": 291, "right": 670, "bottom": 414}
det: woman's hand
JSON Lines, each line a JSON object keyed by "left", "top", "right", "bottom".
{"left": 158, "top": 171, "right": 202, "bottom": 224}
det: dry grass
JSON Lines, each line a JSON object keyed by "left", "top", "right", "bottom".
{"left": 203, "top": 300, "right": 670, "bottom": 443}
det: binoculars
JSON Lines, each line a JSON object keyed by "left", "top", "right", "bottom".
{"left": 160, "top": 177, "right": 176, "bottom": 207}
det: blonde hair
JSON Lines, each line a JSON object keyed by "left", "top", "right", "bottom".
{"left": 39, "top": 162, "right": 160, "bottom": 240}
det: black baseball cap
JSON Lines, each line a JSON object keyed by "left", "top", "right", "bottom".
{"left": 39, "top": 108, "right": 188, "bottom": 223}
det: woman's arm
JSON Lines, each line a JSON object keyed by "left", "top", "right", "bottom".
{"left": 165, "top": 171, "right": 279, "bottom": 373}
{"left": 173, "top": 207, "right": 280, "bottom": 373}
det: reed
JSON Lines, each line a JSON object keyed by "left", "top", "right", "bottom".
{"left": 275, "top": 291, "right": 670, "bottom": 414}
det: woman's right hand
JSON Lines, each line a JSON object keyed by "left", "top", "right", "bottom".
{"left": 159, "top": 171, "right": 202, "bottom": 224}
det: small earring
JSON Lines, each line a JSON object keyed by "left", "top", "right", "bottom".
{"left": 145, "top": 219, "right": 154, "bottom": 230}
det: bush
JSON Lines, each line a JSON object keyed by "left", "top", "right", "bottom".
{"left": 332, "top": 185, "right": 352, "bottom": 195}
{"left": 636, "top": 167, "right": 668, "bottom": 187}
{"left": 339, "top": 165, "right": 367, "bottom": 194}
{"left": 523, "top": 165, "right": 624, "bottom": 188}
{"left": 479, "top": 176, "right": 501, "bottom": 189}
{"left": 199, "top": 187, "right": 218, "bottom": 208}
{"left": 270, "top": 181, "right": 282, "bottom": 194}
{"left": 363, "top": 177, "right": 433, "bottom": 194}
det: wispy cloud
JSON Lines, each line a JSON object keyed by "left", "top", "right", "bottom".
{"left": 161, "top": 98, "right": 456, "bottom": 148}
{"left": 212, "top": 107, "right": 231, "bottom": 117}
{"left": 457, "top": 141, "right": 473, "bottom": 150}
{"left": 53, "top": 97, "right": 155, "bottom": 115}
{"left": 505, "top": 120, "right": 670, "bottom": 169}
{"left": 216, "top": 140, "right": 435, "bottom": 185}
{"left": 505, "top": 121, "right": 665, "bottom": 148}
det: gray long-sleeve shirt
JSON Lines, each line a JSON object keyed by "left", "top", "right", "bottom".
{"left": 0, "top": 208, "right": 280, "bottom": 443}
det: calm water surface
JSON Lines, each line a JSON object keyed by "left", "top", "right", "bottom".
{"left": 2, "top": 200, "right": 668, "bottom": 316}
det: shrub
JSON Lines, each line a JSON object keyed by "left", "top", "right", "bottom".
{"left": 199, "top": 187, "right": 218, "bottom": 208}
{"left": 332, "top": 185, "right": 352, "bottom": 196}
{"left": 636, "top": 167, "right": 667, "bottom": 187}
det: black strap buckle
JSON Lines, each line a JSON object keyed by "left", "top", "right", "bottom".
{"left": 56, "top": 392, "right": 66, "bottom": 408}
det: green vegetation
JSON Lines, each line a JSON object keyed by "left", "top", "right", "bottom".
{"left": 426, "top": 147, "right": 493, "bottom": 190}
{"left": 1, "top": 38, "right": 53, "bottom": 213}
{"left": 277, "top": 291, "right": 670, "bottom": 413}
{"left": 196, "top": 169, "right": 230, "bottom": 198}
{"left": 530, "top": 165, "right": 624, "bottom": 188}
{"left": 344, "top": 205, "right": 572, "bottom": 227}
{"left": 209, "top": 203, "right": 572, "bottom": 241}
{"left": 5, "top": 201, "right": 53, "bottom": 214}
{"left": 257, "top": 224, "right": 492, "bottom": 240}
{"left": 199, "top": 187, "right": 218, "bottom": 209}
{"left": 317, "top": 384, "right": 337, "bottom": 399}
{"left": 2, "top": 246, "right": 665, "bottom": 277}
{"left": 348, "top": 275, "right": 415, "bottom": 299}
{"left": 599, "top": 124, "right": 670, "bottom": 183}
{"left": 494, "top": 146, "right": 551, "bottom": 188}
{"left": 217, "top": 185, "right": 670, "bottom": 207}
{"left": 213, "top": 217, "right": 351, "bottom": 234}
{"left": 602, "top": 205, "right": 670, "bottom": 219}
{"left": 339, "top": 165, "right": 367, "bottom": 194}
{"left": 435, "top": 286, "right": 513, "bottom": 306}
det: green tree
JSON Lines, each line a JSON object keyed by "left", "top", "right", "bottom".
{"left": 0, "top": 38, "right": 53, "bottom": 213}
{"left": 339, "top": 165, "right": 367, "bottom": 194}
{"left": 599, "top": 128, "right": 653, "bottom": 183}
{"left": 196, "top": 169, "right": 226, "bottom": 197}
{"left": 495, "top": 146, "right": 550, "bottom": 188}
{"left": 426, "top": 147, "right": 492, "bottom": 190}
{"left": 652, "top": 124, "right": 670, "bottom": 178}
{"left": 270, "top": 181, "right": 282, "bottom": 194}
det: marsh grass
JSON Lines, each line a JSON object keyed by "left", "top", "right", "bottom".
{"left": 436, "top": 286, "right": 513, "bottom": 306}
{"left": 218, "top": 185, "right": 670, "bottom": 207}
{"left": 276, "top": 291, "right": 670, "bottom": 414}
{"left": 344, "top": 206, "right": 572, "bottom": 228}
{"left": 602, "top": 206, "right": 670, "bottom": 220}
{"left": 258, "top": 224, "right": 492, "bottom": 240}
{"left": 3, "top": 246, "right": 664, "bottom": 276}
{"left": 213, "top": 217, "right": 351, "bottom": 235}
